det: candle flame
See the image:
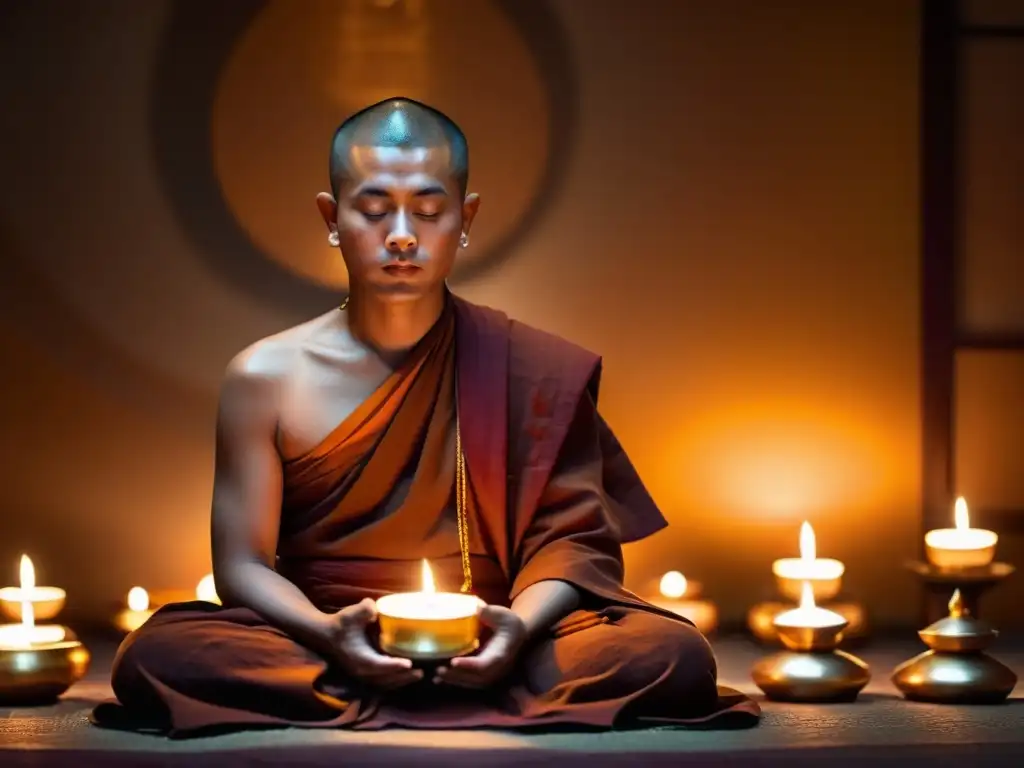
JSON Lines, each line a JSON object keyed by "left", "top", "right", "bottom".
{"left": 19, "top": 554, "right": 35, "bottom": 591}
{"left": 799, "top": 521, "right": 816, "bottom": 561}
{"left": 659, "top": 571, "right": 688, "bottom": 599}
{"left": 421, "top": 559, "right": 436, "bottom": 593}
{"left": 798, "top": 580, "right": 817, "bottom": 610}
{"left": 127, "top": 587, "right": 150, "bottom": 612}
{"left": 18, "top": 554, "right": 35, "bottom": 630}
{"left": 954, "top": 497, "right": 970, "bottom": 530}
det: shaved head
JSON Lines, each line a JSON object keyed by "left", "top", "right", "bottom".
{"left": 329, "top": 97, "right": 469, "bottom": 197}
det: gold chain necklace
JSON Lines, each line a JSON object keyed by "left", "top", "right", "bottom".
{"left": 340, "top": 295, "right": 473, "bottom": 593}
{"left": 454, "top": 409, "right": 472, "bottom": 593}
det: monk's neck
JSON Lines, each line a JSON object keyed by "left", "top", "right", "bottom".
{"left": 344, "top": 289, "right": 447, "bottom": 364}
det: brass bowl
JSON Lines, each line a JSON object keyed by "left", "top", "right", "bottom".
{"left": 0, "top": 634, "right": 91, "bottom": 706}
{"left": 752, "top": 649, "right": 871, "bottom": 703}
{"left": 925, "top": 543, "right": 996, "bottom": 571}
{"left": 376, "top": 594, "right": 481, "bottom": 662}
{"left": 748, "top": 601, "right": 869, "bottom": 646}
{"left": 775, "top": 620, "right": 847, "bottom": 652}
{"left": 0, "top": 588, "right": 66, "bottom": 622}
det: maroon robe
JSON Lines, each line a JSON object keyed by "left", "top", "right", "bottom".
{"left": 90, "top": 295, "right": 760, "bottom": 736}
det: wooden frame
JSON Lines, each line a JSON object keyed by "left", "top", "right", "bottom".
{"left": 920, "top": 0, "right": 1024, "bottom": 538}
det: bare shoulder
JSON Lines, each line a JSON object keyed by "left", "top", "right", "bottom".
{"left": 220, "top": 313, "right": 335, "bottom": 409}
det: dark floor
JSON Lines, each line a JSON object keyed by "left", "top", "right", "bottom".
{"left": 1, "top": 633, "right": 1022, "bottom": 766}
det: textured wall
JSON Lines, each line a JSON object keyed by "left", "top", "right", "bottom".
{"left": 0, "top": 0, "right": 928, "bottom": 628}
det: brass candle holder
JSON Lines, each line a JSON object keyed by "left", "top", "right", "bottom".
{"left": 749, "top": 522, "right": 868, "bottom": 645}
{"left": 891, "top": 589, "right": 1017, "bottom": 704}
{"left": 905, "top": 560, "right": 1014, "bottom": 625}
{"left": 0, "top": 555, "right": 90, "bottom": 705}
{"left": 0, "top": 629, "right": 92, "bottom": 706}
{"left": 375, "top": 560, "right": 482, "bottom": 663}
{"left": 752, "top": 583, "right": 871, "bottom": 703}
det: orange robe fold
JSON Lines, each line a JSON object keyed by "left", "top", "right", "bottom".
{"left": 90, "top": 295, "right": 760, "bottom": 737}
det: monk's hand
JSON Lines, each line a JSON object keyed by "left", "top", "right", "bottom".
{"left": 434, "top": 605, "right": 527, "bottom": 689}
{"left": 330, "top": 598, "right": 424, "bottom": 690}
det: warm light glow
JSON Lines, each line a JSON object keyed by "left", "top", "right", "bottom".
{"left": 19, "top": 555, "right": 35, "bottom": 629}
{"left": 771, "top": 521, "right": 845, "bottom": 584}
{"left": 954, "top": 497, "right": 969, "bottom": 530}
{"left": 799, "top": 521, "right": 816, "bottom": 561}
{"left": 196, "top": 574, "right": 219, "bottom": 604}
{"left": 374, "top": 559, "right": 482, "bottom": 621}
{"left": 773, "top": 580, "right": 846, "bottom": 629}
{"left": 19, "top": 554, "right": 35, "bottom": 592}
{"left": 0, "top": 554, "right": 66, "bottom": 615}
{"left": 127, "top": 587, "right": 150, "bottom": 612}
{"left": 924, "top": 496, "right": 997, "bottom": 566}
{"left": 799, "top": 580, "right": 816, "bottom": 611}
{"left": 421, "top": 559, "right": 436, "bottom": 594}
{"left": 0, "top": 554, "right": 67, "bottom": 648}
{"left": 659, "top": 571, "right": 688, "bottom": 599}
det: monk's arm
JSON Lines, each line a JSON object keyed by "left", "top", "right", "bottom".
{"left": 509, "top": 391, "right": 625, "bottom": 637}
{"left": 210, "top": 357, "right": 336, "bottom": 656}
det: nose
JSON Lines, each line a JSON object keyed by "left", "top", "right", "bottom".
{"left": 385, "top": 231, "right": 417, "bottom": 253}
{"left": 384, "top": 213, "right": 418, "bottom": 255}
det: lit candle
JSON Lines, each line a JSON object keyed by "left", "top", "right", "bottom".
{"left": 774, "top": 581, "right": 846, "bottom": 630}
{"left": 925, "top": 497, "right": 997, "bottom": 570}
{"left": 772, "top": 521, "right": 845, "bottom": 602}
{"left": 0, "top": 554, "right": 66, "bottom": 622}
{"left": 647, "top": 571, "right": 719, "bottom": 635}
{"left": 0, "top": 555, "right": 67, "bottom": 648}
{"left": 195, "top": 573, "right": 221, "bottom": 604}
{"left": 375, "top": 560, "right": 483, "bottom": 661}
{"left": 114, "top": 587, "right": 155, "bottom": 634}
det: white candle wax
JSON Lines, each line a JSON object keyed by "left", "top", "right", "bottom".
{"left": 772, "top": 521, "right": 845, "bottom": 602}
{"left": 376, "top": 592, "right": 483, "bottom": 621}
{"left": 0, "top": 623, "right": 67, "bottom": 649}
{"left": 925, "top": 498, "right": 997, "bottom": 568}
{"left": 0, "top": 586, "right": 67, "bottom": 603}
{"left": 0, "top": 556, "right": 68, "bottom": 648}
{"left": 0, "top": 555, "right": 66, "bottom": 622}
{"left": 375, "top": 559, "right": 482, "bottom": 620}
{"left": 774, "top": 582, "right": 845, "bottom": 629}
{"left": 771, "top": 521, "right": 845, "bottom": 580}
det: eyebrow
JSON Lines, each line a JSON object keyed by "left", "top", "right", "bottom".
{"left": 355, "top": 185, "right": 448, "bottom": 198}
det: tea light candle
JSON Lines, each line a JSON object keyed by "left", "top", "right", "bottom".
{"left": 0, "top": 556, "right": 68, "bottom": 648}
{"left": 925, "top": 497, "right": 997, "bottom": 570}
{"left": 375, "top": 560, "right": 483, "bottom": 661}
{"left": 648, "top": 571, "right": 719, "bottom": 635}
{"left": 772, "top": 521, "right": 845, "bottom": 602}
{"left": 0, "top": 554, "right": 66, "bottom": 622}
{"left": 775, "top": 581, "right": 846, "bottom": 630}
{"left": 115, "top": 587, "right": 155, "bottom": 633}
{"left": 0, "top": 555, "right": 90, "bottom": 706}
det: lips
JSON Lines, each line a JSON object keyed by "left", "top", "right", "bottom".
{"left": 382, "top": 263, "right": 421, "bottom": 274}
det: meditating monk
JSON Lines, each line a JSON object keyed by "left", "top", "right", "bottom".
{"left": 91, "top": 97, "right": 760, "bottom": 736}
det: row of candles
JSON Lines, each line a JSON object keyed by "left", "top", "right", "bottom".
{"left": 0, "top": 496, "right": 1000, "bottom": 643}
{"left": 0, "top": 496, "right": 1013, "bottom": 707}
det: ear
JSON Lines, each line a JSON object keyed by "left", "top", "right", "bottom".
{"left": 461, "top": 193, "right": 481, "bottom": 236}
{"left": 315, "top": 192, "right": 338, "bottom": 232}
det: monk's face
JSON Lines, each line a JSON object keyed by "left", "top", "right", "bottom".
{"left": 318, "top": 145, "right": 479, "bottom": 300}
